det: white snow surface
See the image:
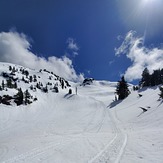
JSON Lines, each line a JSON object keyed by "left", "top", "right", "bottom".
{"left": 0, "top": 62, "right": 163, "bottom": 163}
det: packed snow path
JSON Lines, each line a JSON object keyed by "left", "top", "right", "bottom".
{"left": 88, "top": 109, "right": 128, "bottom": 163}
{"left": 0, "top": 80, "right": 163, "bottom": 163}
{"left": 0, "top": 102, "right": 117, "bottom": 162}
{"left": 1, "top": 104, "right": 127, "bottom": 163}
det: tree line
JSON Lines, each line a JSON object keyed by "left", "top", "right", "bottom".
{"left": 140, "top": 68, "right": 163, "bottom": 87}
{"left": 116, "top": 68, "right": 163, "bottom": 100}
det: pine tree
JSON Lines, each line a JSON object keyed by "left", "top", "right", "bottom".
{"left": 12, "top": 66, "right": 16, "bottom": 72}
{"left": 24, "top": 70, "right": 29, "bottom": 78}
{"left": 159, "top": 87, "right": 163, "bottom": 99}
{"left": 29, "top": 76, "right": 33, "bottom": 82}
{"left": 22, "top": 76, "right": 25, "bottom": 81}
{"left": 61, "top": 80, "right": 64, "bottom": 89}
{"left": 36, "top": 82, "right": 41, "bottom": 89}
{"left": 161, "top": 68, "right": 163, "bottom": 84}
{"left": 30, "top": 85, "right": 34, "bottom": 90}
{"left": 14, "top": 82, "right": 17, "bottom": 89}
{"left": 14, "top": 88, "right": 24, "bottom": 105}
{"left": 33, "top": 75, "right": 37, "bottom": 82}
{"left": 22, "top": 69, "right": 25, "bottom": 74}
{"left": 6, "top": 79, "right": 13, "bottom": 88}
{"left": 68, "top": 89, "right": 72, "bottom": 94}
{"left": 151, "top": 69, "right": 162, "bottom": 86}
{"left": 140, "top": 68, "right": 151, "bottom": 87}
{"left": 24, "top": 89, "right": 31, "bottom": 105}
{"left": 42, "top": 85, "right": 48, "bottom": 93}
{"left": 9, "top": 66, "right": 12, "bottom": 71}
{"left": 2, "top": 80, "right": 5, "bottom": 90}
{"left": 53, "top": 86, "right": 59, "bottom": 93}
{"left": 116, "top": 76, "right": 130, "bottom": 100}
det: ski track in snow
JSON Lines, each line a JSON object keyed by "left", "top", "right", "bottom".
{"left": 88, "top": 107, "right": 128, "bottom": 163}
{"left": 1, "top": 104, "right": 124, "bottom": 163}
{"left": 2, "top": 139, "right": 74, "bottom": 163}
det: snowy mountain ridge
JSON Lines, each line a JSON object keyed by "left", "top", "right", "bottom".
{"left": 0, "top": 62, "right": 72, "bottom": 106}
{"left": 0, "top": 62, "right": 163, "bottom": 163}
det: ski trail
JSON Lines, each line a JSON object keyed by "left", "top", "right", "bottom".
{"left": 88, "top": 133, "right": 118, "bottom": 163}
{"left": 88, "top": 107, "right": 128, "bottom": 163}
{"left": 114, "top": 133, "right": 128, "bottom": 163}
{"left": 2, "top": 139, "right": 74, "bottom": 163}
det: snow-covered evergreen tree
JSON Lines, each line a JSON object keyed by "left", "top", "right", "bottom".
{"left": 116, "top": 76, "right": 130, "bottom": 100}
{"left": 24, "top": 89, "right": 31, "bottom": 105}
{"left": 140, "top": 68, "right": 151, "bottom": 87}
{"left": 159, "top": 87, "right": 163, "bottom": 99}
{"left": 14, "top": 88, "right": 24, "bottom": 106}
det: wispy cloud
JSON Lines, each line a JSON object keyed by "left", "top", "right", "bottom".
{"left": 66, "top": 38, "right": 80, "bottom": 58}
{"left": 115, "top": 30, "right": 163, "bottom": 81}
{"left": 0, "top": 31, "right": 84, "bottom": 81}
{"left": 87, "top": 70, "right": 91, "bottom": 75}
{"left": 73, "top": 52, "right": 79, "bottom": 57}
{"left": 117, "top": 35, "right": 123, "bottom": 41}
{"left": 109, "top": 60, "right": 114, "bottom": 66}
{"left": 67, "top": 38, "right": 79, "bottom": 51}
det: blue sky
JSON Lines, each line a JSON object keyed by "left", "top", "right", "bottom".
{"left": 0, "top": 0, "right": 163, "bottom": 83}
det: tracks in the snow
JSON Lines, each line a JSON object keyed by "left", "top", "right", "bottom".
{"left": 2, "top": 138, "right": 75, "bottom": 163}
{"left": 1, "top": 97, "right": 128, "bottom": 163}
{"left": 88, "top": 108, "right": 128, "bottom": 163}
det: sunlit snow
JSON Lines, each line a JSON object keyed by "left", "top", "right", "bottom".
{"left": 0, "top": 62, "right": 163, "bottom": 163}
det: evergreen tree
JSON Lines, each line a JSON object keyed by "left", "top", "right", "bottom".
{"left": 14, "top": 88, "right": 24, "bottom": 105}
{"left": 6, "top": 78, "right": 13, "bottom": 88}
{"left": 9, "top": 66, "right": 12, "bottom": 71}
{"left": 29, "top": 76, "right": 33, "bottom": 82}
{"left": 140, "top": 68, "right": 151, "bottom": 87}
{"left": 151, "top": 69, "right": 162, "bottom": 86}
{"left": 22, "top": 69, "right": 25, "bottom": 74}
{"left": 68, "top": 89, "right": 72, "bottom": 94}
{"left": 2, "top": 80, "right": 5, "bottom": 90}
{"left": 161, "top": 68, "right": 163, "bottom": 84}
{"left": 159, "top": 87, "right": 163, "bottom": 99}
{"left": 42, "top": 85, "right": 48, "bottom": 93}
{"left": 12, "top": 66, "right": 16, "bottom": 72}
{"left": 36, "top": 82, "right": 41, "bottom": 89}
{"left": 22, "top": 76, "right": 25, "bottom": 81}
{"left": 116, "top": 76, "right": 130, "bottom": 100}
{"left": 61, "top": 80, "right": 64, "bottom": 89}
{"left": 30, "top": 85, "right": 34, "bottom": 90}
{"left": 14, "top": 82, "right": 17, "bottom": 89}
{"left": 33, "top": 75, "right": 37, "bottom": 82}
{"left": 53, "top": 86, "right": 59, "bottom": 93}
{"left": 24, "top": 70, "right": 29, "bottom": 78}
{"left": 24, "top": 89, "right": 31, "bottom": 105}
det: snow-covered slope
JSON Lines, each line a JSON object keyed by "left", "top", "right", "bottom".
{"left": 112, "top": 87, "right": 163, "bottom": 163}
{"left": 0, "top": 62, "right": 72, "bottom": 105}
{"left": 0, "top": 62, "right": 163, "bottom": 163}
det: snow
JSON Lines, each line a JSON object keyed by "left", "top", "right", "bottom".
{"left": 0, "top": 62, "right": 163, "bottom": 163}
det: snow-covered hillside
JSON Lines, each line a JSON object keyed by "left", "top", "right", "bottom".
{"left": 0, "top": 62, "right": 163, "bottom": 163}
{"left": 0, "top": 62, "right": 72, "bottom": 106}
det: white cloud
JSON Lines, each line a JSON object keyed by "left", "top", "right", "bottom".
{"left": 72, "top": 52, "right": 79, "bottom": 58}
{"left": 67, "top": 38, "right": 79, "bottom": 51}
{"left": 0, "top": 31, "right": 84, "bottom": 81}
{"left": 117, "top": 35, "right": 123, "bottom": 41}
{"left": 109, "top": 60, "right": 114, "bottom": 66}
{"left": 87, "top": 70, "right": 91, "bottom": 75}
{"left": 115, "top": 30, "right": 163, "bottom": 81}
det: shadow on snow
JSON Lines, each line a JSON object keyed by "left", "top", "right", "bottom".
{"left": 107, "top": 100, "right": 122, "bottom": 109}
